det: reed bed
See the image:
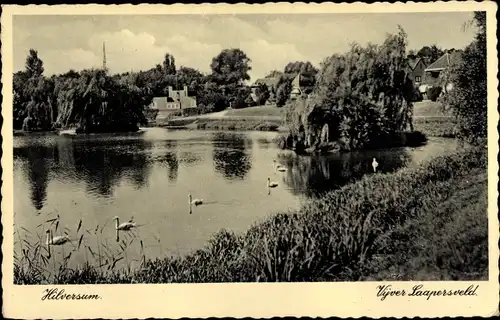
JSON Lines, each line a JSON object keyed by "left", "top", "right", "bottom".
{"left": 14, "top": 146, "right": 487, "bottom": 284}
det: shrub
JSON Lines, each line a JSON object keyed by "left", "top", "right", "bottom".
{"left": 439, "top": 12, "right": 487, "bottom": 144}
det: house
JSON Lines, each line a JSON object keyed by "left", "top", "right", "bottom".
{"left": 289, "top": 72, "right": 315, "bottom": 99}
{"left": 149, "top": 86, "right": 197, "bottom": 120}
{"left": 407, "top": 57, "right": 426, "bottom": 86}
{"left": 423, "top": 51, "right": 461, "bottom": 87}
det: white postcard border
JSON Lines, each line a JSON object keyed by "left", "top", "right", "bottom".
{"left": 1, "top": 2, "right": 499, "bottom": 319}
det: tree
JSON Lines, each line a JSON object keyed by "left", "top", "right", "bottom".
{"left": 265, "top": 70, "right": 283, "bottom": 78}
{"left": 210, "top": 48, "right": 251, "bottom": 86}
{"left": 417, "top": 45, "right": 445, "bottom": 65}
{"left": 197, "top": 81, "right": 227, "bottom": 112}
{"left": 440, "top": 11, "right": 486, "bottom": 143}
{"left": 13, "top": 71, "right": 30, "bottom": 129}
{"left": 276, "top": 81, "right": 292, "bottom": 108}
{"left": 25, "top": 49, "right": 44, "bottom": 78}
{"left": 284, "top": 61, "right": 318, "bottom": 75}
{"left": 286, "top": 26, "right": 415, "bottom": 150}
{"left": 254, "top": 83, "right": 270, "bottom": 105}
{"left": 163, "top": 53, "right": 176, "bottom": 75}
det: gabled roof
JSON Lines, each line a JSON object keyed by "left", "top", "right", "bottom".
{"left": 407, "top": 57, "right": 425, "bottom": 70}
{"left": 291, "top": 72, "right": 316, "bottom": 89}
{"left": 291, "top": 73, "right": 302, "bottom": 88}
{"left": 425, "top": 51, "right": 462, "bottom": 72}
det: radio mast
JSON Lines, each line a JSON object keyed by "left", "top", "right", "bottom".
{"left": 102, "top": 41, "right": 107, "bottom": 71}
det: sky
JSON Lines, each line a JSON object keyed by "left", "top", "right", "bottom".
{"left": 13, "top": 12, "right": 478, "bottom": 81}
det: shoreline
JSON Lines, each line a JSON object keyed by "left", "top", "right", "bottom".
{"left": 14, "top": 145, "right": 486, "bottom": 284}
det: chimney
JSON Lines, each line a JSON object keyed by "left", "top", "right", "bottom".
{"left": 168, "top": 86, "right": 173, "bottom": 97}
{"left": 183, "top": 85, "right": 188, "bottom": 96}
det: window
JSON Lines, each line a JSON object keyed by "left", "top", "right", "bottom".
{"left": 415, "top": 76, "right": 421, "bottom": 82}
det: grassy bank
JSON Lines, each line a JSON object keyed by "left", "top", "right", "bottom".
{"left": 414, "top": 117, "right": 456, "bottom": 138}
{"left": 14, "top": 146, "right": 487, "bottom": 284}
{"left": 194, "top": 118, "right": 282, "bottom": 131}
{"left": 160, "top": 117, "right": 283, "bottom": 132}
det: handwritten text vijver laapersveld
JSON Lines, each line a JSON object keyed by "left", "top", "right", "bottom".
{"left": 41, "top": 288, "right": 101, "bottom": 301}
{"left": 376, "top": 284, "right": 478, "bottom": 301}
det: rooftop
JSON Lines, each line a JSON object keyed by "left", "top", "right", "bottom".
{"left": 425, "top": 51, "right": 462, "bottom": 72}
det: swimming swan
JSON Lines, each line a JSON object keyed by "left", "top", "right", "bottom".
{"left": 273, "top": 159, "right": 287, "bottom": 172}
{"left": 45, "top": 230, "right": 71, "bottom": 246}
{"left": 113, "top": 216, "right": 137, "bottom": 231}
{"left": 267, "top": 178, "right": 279, "bottom": 188}
{"left": 189, "top": 194, "right": 203, "bottom": 206}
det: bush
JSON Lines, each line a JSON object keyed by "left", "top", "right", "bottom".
{"left": 426, "top": 86, "right": 442, "bottom": 102}
{"left": 439, "top": 12, "right": 486, "bottom": 144}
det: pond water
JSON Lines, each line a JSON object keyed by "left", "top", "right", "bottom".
{"left": 13, "top": 128, "right": 459, "bottom": 272}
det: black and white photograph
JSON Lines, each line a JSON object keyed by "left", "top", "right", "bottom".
{"left": 2, "top": 2, "right": 498, "bottom": 319}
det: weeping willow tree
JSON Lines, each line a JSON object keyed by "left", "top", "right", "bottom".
{"left": 54, "top": 69, "right": 153, "bottom": 133}
{"left": 285, "top": 27, "right": 416, "bottom": 151}
{"left": 14, "top": 50, "right": 154, "bottom": 133}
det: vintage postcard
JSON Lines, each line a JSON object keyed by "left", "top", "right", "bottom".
{"left": 1, "top": 2, "right": 499, "bottom": 319}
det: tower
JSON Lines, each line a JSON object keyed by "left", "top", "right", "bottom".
{"left": 102, "top": 42, "right": 107, "bottom": 71}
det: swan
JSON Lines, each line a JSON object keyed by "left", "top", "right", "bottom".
{"left": 372, "top": 157, "right": 379, "bottom": 173}
{"left": 277, "top": 166, "right": 287, "bottom": 172}
{"left": 267, "top": 178, "right": 278, "bottom": 188}
{"left": 189, "top": 194, "right": 203, "bottom": 206}
{"left": 45, "top": 230, "right": 71, "bottom": 246}
{"left": 113, "top": 216, "right": 137, "bottom": 231}
{"left": 58, "top": 128, "right": 77, "bottom": 136}
{"left": 273, "top": 160, "right": 287, "bottom": 172}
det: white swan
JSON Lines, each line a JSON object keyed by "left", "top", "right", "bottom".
{"left": 277, "top": 166, "right": 287, "bottom": 172}
{"left": 58, "top": 128, "right": 77, "bottom": 136}
{"left": 273, "top": 160, "right": 287, "bottom": 172}
{"left": 372, "top": 157, "right": 379, "bottom": 173}
{"left": 189, "top": 194, "right": 203, "bottom": 206}
{"left": 267, "top": 178, "right": 279, "bottom": 188}
{"left": 113, "top": 216, "right": 137, "bottom": 231}
{"left": 45, "top": 230, "right": 71, "bottom": 246}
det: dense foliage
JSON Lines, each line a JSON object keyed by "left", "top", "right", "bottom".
{"left": 439, "top": 12, "right": 487, "bottom": 143}
{"left": 14, "top": 52, "right": 154, "bottom": 133}
{"left": 13, "top": 48, "right": 259, "bottom": 132}
{"left": 284, "top": 27, "right": 416, "bottom": 151}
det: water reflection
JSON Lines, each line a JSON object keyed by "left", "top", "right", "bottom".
{"left": 278, "top": 149, "right": 411, "bottom": 198}
{"left": 14, "top": 136, "right": 153, "bottom": 203}
{"left": 151, "top": 141, "right": 180, "bottom": 182}
{"left": 212, "top": 133, "right": 253, "bottom": 180}
{"left": 14, "top": 144, "right": 56, "bottom": 210}
{"left": 72, "top": 139, "right": 152, "bottom": 197}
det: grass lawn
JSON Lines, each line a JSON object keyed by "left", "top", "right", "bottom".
{"left": 413, "top": 100, "right": 452, "bottom": 117}
{"left": 224, "top": 105, "right": 284, "bottom": 118}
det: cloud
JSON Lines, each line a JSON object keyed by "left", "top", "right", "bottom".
{"left": 87, "top": 29, "right": 170, "bottom": 73}
{"left": 240, "top": 39, "right": 307, "bottom": 79}
{"left": 43, "top": 48, "right": 100, "bottom": 74}
{"left": 12, "top": 13, "right": 476, "bottom": 80}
